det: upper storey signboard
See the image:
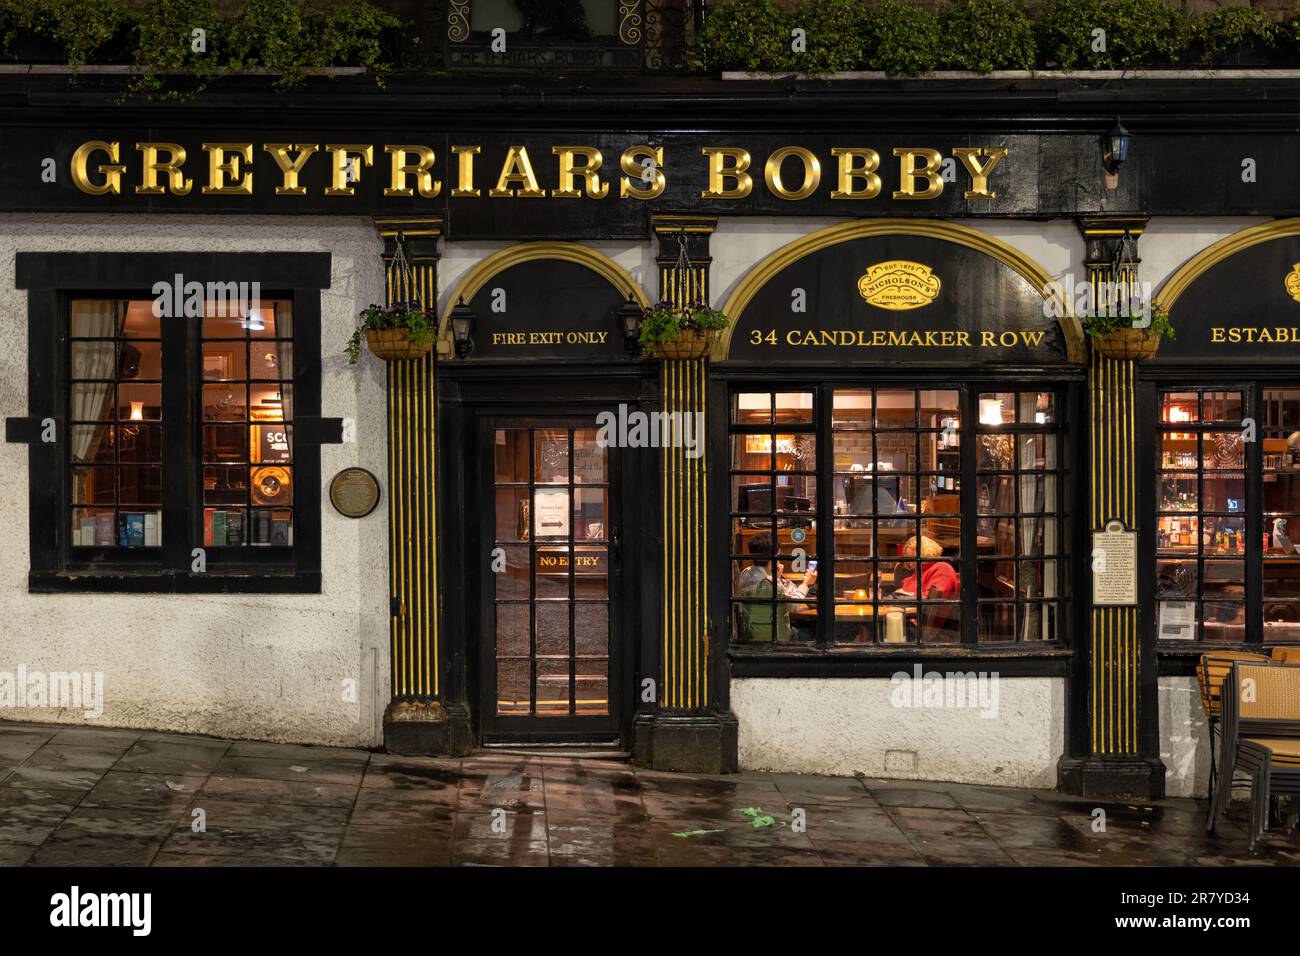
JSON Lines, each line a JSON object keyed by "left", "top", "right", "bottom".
{"left": 4, "top": 127, "right": 1300, "bottom": 237}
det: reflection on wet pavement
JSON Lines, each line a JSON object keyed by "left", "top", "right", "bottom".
{"left": 1, "top": 722, "right": 1296, "bottom": 867}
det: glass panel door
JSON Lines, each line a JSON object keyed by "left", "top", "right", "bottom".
{"left": 491, "top": 424, "right": 613, "bottom": 727}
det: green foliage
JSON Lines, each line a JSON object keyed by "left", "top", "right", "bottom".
{"left": 1190, "top": 6, "right": 1274, "bottom": 64}
{"left": 942, "top": 0, "right": 1036, "bottom": 73}
{"left": 1038, "top": 0, "right": 1184, "bottom": 69}
{"left": 131, "top": 0, "right": 223, "bottom": 94}
{"left": 697, "top": 0, "right": 793, "bottom": 71}
{"left": 638, "top": 303, "right": 730, "bottom": 348}
{"left": 864, "top": 0, "right": 941, "bottom": 75}
{"left": 0, "top": 0, "right": 130, "bottom": 66}
{"left": 226, "top": 0, "right": 313, "bottom": 83}
{"left": 1283, "top": 8, "right": 1300, "bottom": 52}
{"left": 0, "top": 0, "right": 399, "bottom": 93}
{"left": 1082, "top": 302, "right": 1174, "bottom": 340}
{"left": 791, "top": 0, "right": 867, "bottom": 73}
{"left": 313, "top": 1, "right": 401, "bottom": 77}
{"left": 346, "top": 301, "right": 437, "bottom": 364}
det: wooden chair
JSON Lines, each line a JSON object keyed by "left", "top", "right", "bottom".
{"left": 1196, "top": 650, "right": 1269, "bottom": 803}
{"left": 1207, "top": 661, "right": 1300, "bottom": 846}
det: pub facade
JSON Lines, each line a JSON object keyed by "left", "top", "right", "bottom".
{"left": 2, "top": 64, "right": 1299, "bottom": 800}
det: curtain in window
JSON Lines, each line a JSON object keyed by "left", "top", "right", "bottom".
{"left": 70, "top": 300, "right": 120, "bottom": 463}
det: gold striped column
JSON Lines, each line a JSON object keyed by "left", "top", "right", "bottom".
{"left": 1090, "top": 352, "right": 1137, "bottom": 755}
{"left": 639, "top": 215, "right": 737, "bottom": 772}
{"left": 1062, "top": 217, "right": 1164, "bottom": 798}
{"left": 661, "top": 356, "right": 708, "bottom": 710}
{"left": 374, "top": 218, "right": 461, "bottom": 755}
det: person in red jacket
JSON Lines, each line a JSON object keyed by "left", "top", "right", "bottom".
{"left": 891, "top": 534, "right": 959, "bottom": 639}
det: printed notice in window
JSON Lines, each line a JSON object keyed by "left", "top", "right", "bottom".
{"left": 1092, "top": 519, "right": 1138, "bottom": 606}
{"left": 533, "top": 489, "right": 571, "bottom": 539}
{"left": 1158, "top": 601, "right": 1196, "bottom": 641}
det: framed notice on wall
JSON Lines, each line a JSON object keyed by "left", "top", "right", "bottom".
{"left": 1092, "top": 519, "right": 1138, "bottom": 606}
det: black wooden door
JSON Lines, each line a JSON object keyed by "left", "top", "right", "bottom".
{"left": 478, "top": 416, "right": 623, "bottom": 743}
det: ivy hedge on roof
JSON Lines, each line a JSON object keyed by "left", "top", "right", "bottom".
{"left": 0, "top": 0, "right": 402, "bottom": 93}
{"left": 700, "top": 0, "right": 1300, "bottom": 75}
{"left": 0, "top": 0, "right": 1297, "bottom": 82}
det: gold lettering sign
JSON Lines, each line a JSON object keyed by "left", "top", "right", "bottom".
{"left": 857, "top": 261, "right": 941, "bottom": 310}
{"left": 1286, "top": 263, "right": 1300, "bottom": 302}
{"left": 66, "top": 140, "right": 1009, "bottom": 203}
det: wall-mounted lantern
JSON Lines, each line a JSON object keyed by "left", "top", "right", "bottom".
{"left": 449, "top": 298, "right": 476, "bottom": 359}
{"left": 1102, "top": 118, "right": 1131, "bottom": 188}
{"left": 618, "top": 295, "right": 644, "bottom": 355}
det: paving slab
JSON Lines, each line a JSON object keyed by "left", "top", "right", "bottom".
{"left": 0, "top": 721, "right": 1296, "bottom": 867}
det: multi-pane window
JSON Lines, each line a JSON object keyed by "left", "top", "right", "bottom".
{"left": 1155, "top": 386, "right": 1300, "bottom": 645}
{"left": 59, "top": 290, "right": 310, "bottom": 581}
{"left": 1263, "top": 389, "right": 1300, "bottom": 641}
{"left": 829, "top": 389, "right": 961, "bottom": 644}
{"left": 975, "top": 391, "right": 1063, "bottom": 642}
{"left": 729, "top": 392, "right": 817, "bottom": 644}
{"left": 1156, "top": 389, "right": 1246, "bottom": 642}
{"left": 493, "top": 427, "right": 611, "bottom": 717}
{"left": 201, "top": 301, "right": 294, "bottom": 548}
{"left": 728, "top": 384, "right": 1068, "bottom": 647}
{"left": 69, "top": 300, "right": 163, "bottom": 549}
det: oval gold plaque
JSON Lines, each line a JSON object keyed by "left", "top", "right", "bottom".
{"left": 858, "top": 260, "right": 941, "bottom": 310}
{"left": 330, "top": 467, "right": 381, "bottom": 518}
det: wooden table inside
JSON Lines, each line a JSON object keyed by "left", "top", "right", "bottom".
{"left": 790, "top": 603, "right": 915, "bottom": 620}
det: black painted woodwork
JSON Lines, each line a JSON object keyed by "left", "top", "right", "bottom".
{"left": 16, "top": 252, "right": 331, "bottom": 593}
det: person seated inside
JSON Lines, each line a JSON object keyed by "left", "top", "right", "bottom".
{"left": 889, "top": 534, "right": 959, "bottom": 641}
{"left": 735, "top": 532, "right": 818, "bottom": 643}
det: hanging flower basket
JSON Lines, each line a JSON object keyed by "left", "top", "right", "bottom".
{"left": 1083, "top": 302, "right": 1174, "bottom": 362}
{"left": 365, "top": 328, "right": 434, "bottom": 361}
{"left": 648, "top": 329, "right": 719, "bottom": 360}
{"left": 1092, "top": 327, "right": 1162, "bottom": 361}
{"left": 345, "top": 301, "right": 437, "bottom": 364}
{"left": 638, "top": 301, "right": 729, "bottom": 361}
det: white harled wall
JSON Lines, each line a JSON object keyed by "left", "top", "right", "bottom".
{"left": 0, "top": 211, "right": 1254, "bottom": 776}
{"left": 733, "top": 676, "right": 1065, "bottom": 787}
{"left": 0, "top": 214, "right": 390, "bottom": 747}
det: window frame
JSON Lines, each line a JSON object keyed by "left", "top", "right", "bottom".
{"left": 1150, "top": 379, "right": 1300, "bottom": 652}
{"left": 444, "top": 0, "right": 647, "bottom": 71}
{"left": 724, "top": 379, "right": 1075, "bottom": 660}
{"left": 17, "top": 252, "right": 332, "bottom": 593}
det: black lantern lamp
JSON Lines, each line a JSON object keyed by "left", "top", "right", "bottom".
{"left": 619, "top": 295, "right": 644, "bottom": 355}
{"left": 449, "top": 297, "right": 475, "bottom": 359}
{"left": 1102, "top": 118, "right": 1130, "bottom": 176}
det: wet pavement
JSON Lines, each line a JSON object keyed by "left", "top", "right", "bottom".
{"left": 1, "top": 721, "right": 1297, "bottom": 867}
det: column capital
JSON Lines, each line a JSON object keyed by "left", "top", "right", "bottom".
{"left": 653, "top": 215, "right": 716, "bottom": 306}
{"left": 651, "top": 213, "right": 718, "bottom": 236}
{"left": 373, "top": 216, "right": 443, "bottom": 263}
{"left": 1077, "top": 216, "right": 1149, "bottom": 277}
{"left": 1076, "top": 215, "right": 1149, "bottom": 239}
